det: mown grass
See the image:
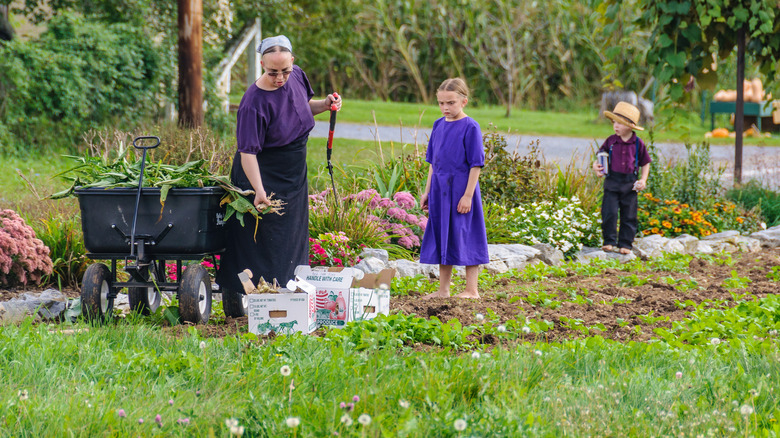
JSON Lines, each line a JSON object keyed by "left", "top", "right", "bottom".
{"left": 305, "top": 99, "right": 780, "bottom": 146}
{"left": 1, "top": 311, "right": 779, "bottom": 436}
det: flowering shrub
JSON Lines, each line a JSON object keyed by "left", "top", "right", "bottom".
{"left": 165, "top": 256, "right": 219, "bottom": 281}
{"left": 638, "top": 193, "right": 762, "bottom": 238}
{"left": 309, "top": 232, "right": 362, "bottom": 267}
{"left": 310, "top": 189, "right": 426, "bottom": 252}
{"left": 0, "top": 209, "right": 53, "bottom": 286}
{"left": 483, "top": 197, "right": 600, "bottom": 257}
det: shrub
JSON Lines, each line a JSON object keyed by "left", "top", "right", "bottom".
{"left": 480, "top": 131, "right": 544, "bottom": 208}
{"left": 645, "top": 141, "right": 725, "bottom": 210}
{"left": 483, "top": 197, "right": 601, "bottom": 258}
{"left": 31, "top": 214, "right": 87, "bottom": 288}
{"left": 638, "top": 193, "right": 763, "bottom": 238}
{"left": 0, "top": 209, "right": 53, "bottom": 286}
{"left": 309, "top": 232, "right": 363, "bottom": 267}
{"left": 727, "top": 181, "right": 780, "bottom": 228}
{"left": 0, "top": 13, "right": 165, "bottom": 155}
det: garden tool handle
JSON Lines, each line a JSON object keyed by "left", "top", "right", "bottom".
{"left": 327, "top": 92, "right": 339, "bottom": 159}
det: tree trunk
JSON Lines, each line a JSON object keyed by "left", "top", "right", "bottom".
{"left": 0, "top": 5, "right": 14, "bottom": 41}
{"left": 178, "top": 0, "right": 203, "bottom": 128}
{"left": 734, "top": 25, "right": 745, "bottom": 185}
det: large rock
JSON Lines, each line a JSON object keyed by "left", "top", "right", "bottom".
{"left": 702, "top": 230, "right": 740, "bottom": 241}
{"left": 575, "top": 247, "right": 636, "bottom": 263}
{"left": 635, "top": 234, "right": 684, "bottom": 258}
{"left": 671, "top": 234, "right": 700, "bottom": 254}
{"left": 751, "top": 225, "right": 780, "bottom": 248}
{"left": 354, "top": 257, "right": 387, "bottom": 274}
{"left": 532, "top": 243, "right": 564, "bottom": 266}
{"left": 0, "top": 289, "right": 68, "bottom": 323}
{"left": 488, "top": 244, "right": 540, "bottom": 271}
{"left": 387, "top": 259, "right": 424, "bottom": 278}
{"left": 359, "top": 248, "right": 389, "bottom": 264}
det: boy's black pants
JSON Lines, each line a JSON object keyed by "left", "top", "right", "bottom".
{"left": 601, "top": 172, "right": 638, "bottom": 249}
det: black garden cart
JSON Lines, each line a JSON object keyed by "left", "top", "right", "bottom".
{"left": 76, "top": 136, "right": 226, "bottom": 324}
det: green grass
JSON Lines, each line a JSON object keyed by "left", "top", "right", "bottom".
{"left": 306, "top": 98, "right": 780, "bottom": 146}
{"left": 2, "top": 309, "right": 779, "bottom": 436}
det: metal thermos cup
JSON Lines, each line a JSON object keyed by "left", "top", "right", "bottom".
{"left": 597, "top": 152, "right": 609, "bottom": 175}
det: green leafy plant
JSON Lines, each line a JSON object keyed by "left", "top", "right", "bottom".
{"left": 722, "top": 270, "right": 752, "bottom": 290}
{"left": 727, "top": 181, "right": 780, "bottom": 228}
{"left": 309, "top": 232, "right": 363, "bottom": 267}
{"left": 480, "top": 131, "right": 544, "bottom": 207}
{"left": 31, "top": 214, "right": 87, "bottom": 288}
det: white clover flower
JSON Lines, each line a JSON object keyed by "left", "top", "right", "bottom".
{"left": 497, "top": 325, "right": 507, "bottom": 333}
{"left": 522, "top": 326, "right": 531, "bottom": 334}
{"left": 740, "top": 405, "right": 754, "bottom": 416}
{"left": 357, "top": 413, "right": 372, "bottom": 426}
{"left": 225, "top": 418, "right": 239, "bottom": 428}
{"left": 340, "top": 414, "right": 353, "bottom": 426}
{"left": 710, "top": 338, "right": 721, "bottom": 346}
{"left": 285, "top": 417, "right": 301, "bottom": 428}
{"left": 471, "top": 351, "right": 481, "bottom": 359}
{"left": 675, "top": 371, "right": 683, "bottom": 379}
{"left": 280, "top": 365, "right": 292, "bottom": 376}
{"left": 454, "top": 418, "right": 467, "bottom": 431}
{"left": 534, "top": 350, "right": 543, "bottom": 357}
{"left": 230, "top": 425, "right": 245, "bottom": 436}
{"left": 18, "top": 390, "right": 28, "bottom": 401}
{"left": 199, "top": 341, "right": 206, "bottom": 350}
{"left": 399, "top": 399, "right": 410, "bottom": 409}
{"left": 475, "top": 313, "right": 484, "bottom": 322}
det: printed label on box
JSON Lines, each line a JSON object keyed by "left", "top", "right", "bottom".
{"left": 248, "top": 292, "right": 316, "bottom": 335}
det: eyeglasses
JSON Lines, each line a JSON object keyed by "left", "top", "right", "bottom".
{"left": 267, "top": 69, "right": 293, "bottom": 77}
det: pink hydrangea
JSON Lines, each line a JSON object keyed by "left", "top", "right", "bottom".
{"left": 0, "top": 209, "right": 53, "bottom": 286}
{"left": 393, "top": 192, "right": 416, "bottom": 209}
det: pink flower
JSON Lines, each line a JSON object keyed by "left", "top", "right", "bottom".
{"left": 353, "top": 395, "right": 360, "bottom": 403}
{"left": 340, "top": 402, "right": 347, "bottom": 409}
{"left": 393, "top": 192, "right": 416, "bottom": 209}
{"left": 177, "top": 418, "right": 190, "bottom": 425}
{"left": 117, "top": 409, "right": 126, "bottom": 418}
{"left": 155, "top": 414, "right": 162, "bottom": 425}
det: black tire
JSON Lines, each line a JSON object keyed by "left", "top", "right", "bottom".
{"left": 128, "top": 264, "right": 162, "bottom": 315}
{"left": 222, "top": 287, "right": 248, "bottom": 317}
{"left": 179, "top": 264, "right": 212, "bottom": 324}
{"left": 81, "top": 263, "right": 113, "bottom": 323}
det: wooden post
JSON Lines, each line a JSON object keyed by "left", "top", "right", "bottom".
{"left": 734, "top": 24, "right": 745, "bottom": 185}
{"left": 247, "top": 18, "right": 262, "bottom": 86}
{"left": 178, "top": 0, "right": 203, "bottom": 128}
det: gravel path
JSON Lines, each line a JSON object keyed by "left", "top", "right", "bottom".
{"left": 313, "top": 121, "right": 780, "bottom": 188}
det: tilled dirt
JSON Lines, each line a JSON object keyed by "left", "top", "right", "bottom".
{"left": 4, "top": 249, "right": 779, "bottom": 343}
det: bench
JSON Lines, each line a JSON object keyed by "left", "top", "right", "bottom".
{"left": 707, "top": 100, "right": 774, "bottom": 131}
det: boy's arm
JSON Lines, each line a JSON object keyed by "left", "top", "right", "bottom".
{"left": 634, "top": 163, "right": 650, "bottom": 191}
{"left": 457, "top": 167, "right": 482, "bottom": 214}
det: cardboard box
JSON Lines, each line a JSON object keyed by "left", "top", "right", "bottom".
{"left": 247, "top": 290, "right": 317, "bottom": 335}
{"left": 295, "top": 266, "right": 396, "bottom": 327}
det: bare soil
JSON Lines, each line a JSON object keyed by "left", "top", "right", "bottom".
{"left": 4, "top": 249, "right": 779, "bottom": 343}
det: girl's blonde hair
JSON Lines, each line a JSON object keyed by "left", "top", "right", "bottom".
{"left": 438, "top": 78, "right": 469, "bottom": 98}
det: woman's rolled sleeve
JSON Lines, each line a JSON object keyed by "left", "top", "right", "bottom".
{"left": 236, "top": 107, "right": 265, "bottom": 154}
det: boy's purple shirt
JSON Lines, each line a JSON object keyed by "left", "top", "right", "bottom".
{"left": 598, "top": 132, "right": 652, "bottom": 174}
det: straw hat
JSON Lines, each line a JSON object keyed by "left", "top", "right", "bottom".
{"left": 604, "top": 102, "right": 644, "bottom": 131}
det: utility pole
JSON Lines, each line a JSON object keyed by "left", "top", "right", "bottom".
{"left": 734, "top": 24, "right": 746, "bottom": 185}
{"left": 178, "top": 0, "right": 203, "bottom": 128}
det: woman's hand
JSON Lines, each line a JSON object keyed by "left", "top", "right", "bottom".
{"left": 457, "top": 195, "right": 472, "bottom": 214}
{"left": 253, "top": 187, "right": 271, "bottom": 208}
{"left": 327, "top": 92, "right": 342, "bottom": 111}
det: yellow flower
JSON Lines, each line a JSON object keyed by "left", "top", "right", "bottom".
{"left": 681, "top": 204, "right": 689, "bottom": 209}
{"left": 736, "top": 217, "right": 744, "bottom": 223}
{"left": 674, "top": 227, "right": 682, "bottom": 233}
{"left": 662, "top": 221, "right": 672, "bottom": 228}
{"left": 651, "top": 227, "right": 659, "bottom": 234}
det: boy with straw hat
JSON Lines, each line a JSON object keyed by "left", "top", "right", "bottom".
{"left": 592, "top": 102, "right": 652, "bottom": 255}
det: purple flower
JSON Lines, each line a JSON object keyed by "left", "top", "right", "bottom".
{"left": 393, "top": 191, "right": 416, "bottom": 209}
{"left": 353, "top": 395, "right": 360, "bottom": 403}
{"left": 340, "top": 402, "right": 347, "bottom": 409}
{"left": 177, "top": 418, "right": 190, "bottom": 425}
{"left": 138, "top": 418, "right": 144, "bottom": 424}
{"left": 168, "top": 399, "right": 174, "bottom": 406}
{"left": 347, "top": 402, "right": 354, "bottom": 411}
{"left": 117, "top": 409, "right": 126, "bottom": 418}
{"left": 155, "top": 414, "right": 162, "bottom": 424}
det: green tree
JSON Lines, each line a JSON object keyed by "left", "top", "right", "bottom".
{"left": 637, "top": 0, "right": 780, "bottom": 183}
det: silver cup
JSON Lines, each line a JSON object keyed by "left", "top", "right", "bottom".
{"left": 597, "top": 152, "right": 609, "bottom": 176}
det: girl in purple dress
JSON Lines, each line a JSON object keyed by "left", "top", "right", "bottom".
{"left": 419, "top": 78, "right": 489, "bottom": 299}
{"left": 215, "top": 35, "right": 341, "bottom": 316}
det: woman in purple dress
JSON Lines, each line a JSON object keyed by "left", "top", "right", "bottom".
{"left": 216, "top": 35, "right": 342, "bottom": 316}
{"left": 419, "top": 78, "right": 489, "bottom": 299}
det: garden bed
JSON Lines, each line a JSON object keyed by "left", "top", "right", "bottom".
{"left": 153, "top": 247, "right": 780, "bottom": 343}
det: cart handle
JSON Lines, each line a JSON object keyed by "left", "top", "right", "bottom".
{"left": 128, "top": 135, "right": 160, "bottom": 263}
{"left": 133, "top": 136, "right": 160, "bottom": 150}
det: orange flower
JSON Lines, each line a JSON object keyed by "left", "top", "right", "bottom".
{"left": 662, "top": 221, "right": 672, "bottom": 228}
{"left": 674, "top": 227, "right": 682, "bottom": 232}
{"left": 736, "top": 217, "right": 744, "bottom": 223}
{"left": 651, "top": 227, "right": 659, "bottom": 234}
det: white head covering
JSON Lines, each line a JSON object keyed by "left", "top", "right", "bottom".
{"left": 258, "top": 35, "right": 292, "bottom": 54}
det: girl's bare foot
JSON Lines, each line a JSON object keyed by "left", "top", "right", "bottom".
{"left": 618, "top": 247, "right": 631, "bottom": 255}
{"left": 601, "top": 245, "right": 614, "bottom": 252}
{"left": 454, "top": 291, "right": 480, "bottom": 299}
{"left": 422, "top": 290, "right": 450, "bottom": 300}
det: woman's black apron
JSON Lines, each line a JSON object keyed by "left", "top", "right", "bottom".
{"left": 216, "top": 135, "right": 309, "bottom": 292}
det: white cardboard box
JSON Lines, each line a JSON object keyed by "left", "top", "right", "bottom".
{"left": 247, "top": 290, "right": 317, "bottom": 335}
{"left": 295, "top": 266, "right": 396, "bottom": 327}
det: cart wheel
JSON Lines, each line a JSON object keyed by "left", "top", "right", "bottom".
{"left": 81, "top": 263, "right": 114, "bottom": 323}
{"left": 179, "top": 264, "right": 212, "bottom": 324}
{"left": 128, "top": 265, "right": 162, "bottom": 315}
{"left": 222, "top": 288, "right": 248, "bottom": 317}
